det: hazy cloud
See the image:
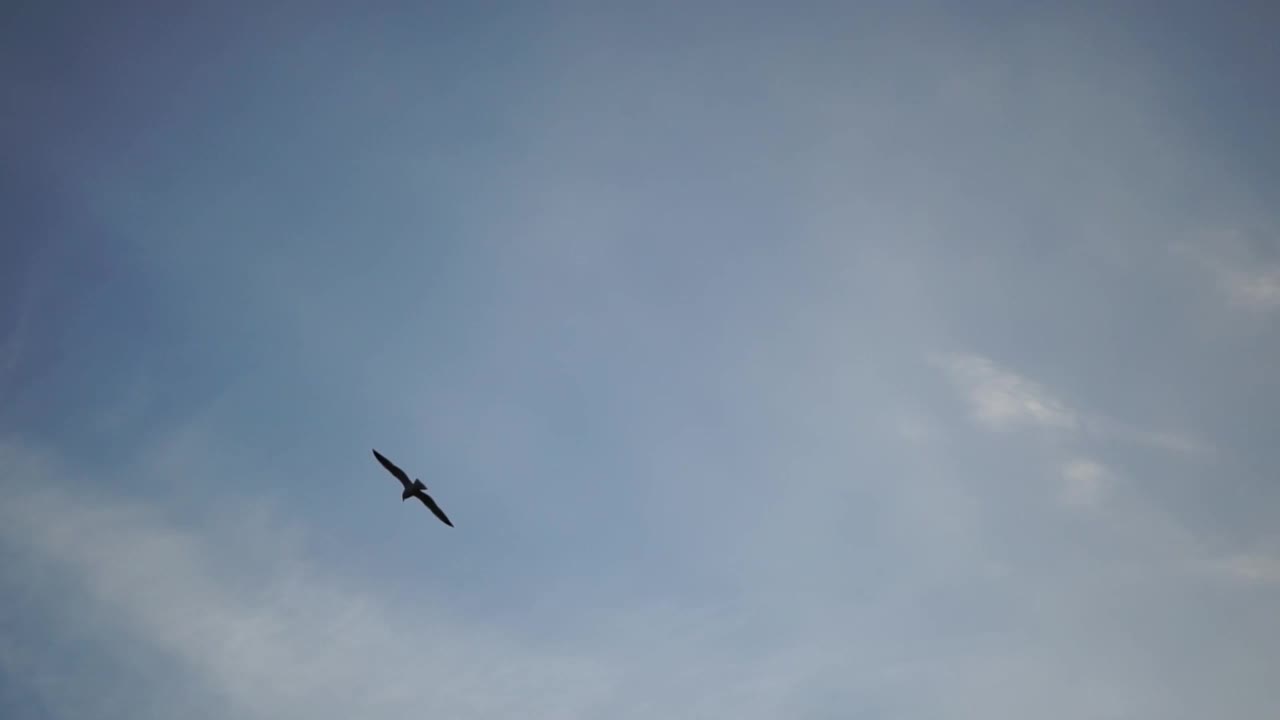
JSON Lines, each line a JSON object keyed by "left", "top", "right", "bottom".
{"left": 1058, "top": 458, "right": 1110, "bottom": 507}
{"left": 1217, "top": 552, "right": 1280, "bottom": 585}
{"left": 936, "top": 351, "right": 1208, "bottom": 456}
{"left": 0, "top": 440, "right": 769, "bottom": 720}
{"left": 933, "top": 352, "right": 1078, "bottom": 432}
{"left": 3, "top": 3, "right": 1278, "bottom": 718}
{"left": 1173, "top": 233, "right": 1280, "bottom": 312}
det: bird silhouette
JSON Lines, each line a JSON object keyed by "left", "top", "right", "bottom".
{"left": 371, "top": 449, "right": 454, "bottom": 527}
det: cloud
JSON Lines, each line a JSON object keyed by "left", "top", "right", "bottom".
{"left": 1084, "top": 416, "right": 1213, "bottom": 457}
{"left": 4, "top": 6, "right": 1279, "bottom": 717}
{"left": 935, "top": 351, "right": 1209, "bottom": 455}
{"left": 1216, "top": 553, "right": 1280, "bottom": 586}
{"left": 1058, "top": 459, "right": 1110, "bottom": 508}
{"left": 0, "top": 437, "right": 864, "bottom": 720}
{"left": 9, "top": 418, "right": 1263, "bottom": 720}
{"left": 1222, "top": 267, "right": 1280, "bottom": 310}
{"left": 933, "top": 352, "right": 1077, "bottom": 432}
{"left": 1172, "top": 234, "right": 1280, "bottom": 312}
{"left": 0, "top": 441, "right": 609, "bottom": 719}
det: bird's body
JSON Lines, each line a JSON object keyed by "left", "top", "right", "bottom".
{"left": 372, "top": 449, "right": 454, "bottom": 527}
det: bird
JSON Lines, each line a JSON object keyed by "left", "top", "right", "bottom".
{"left": 371, "top": 448, "right": 454, "bottom": 527}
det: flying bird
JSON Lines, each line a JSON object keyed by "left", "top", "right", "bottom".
{"left": 371, "top": 448, "right": 454, "bottom": 527}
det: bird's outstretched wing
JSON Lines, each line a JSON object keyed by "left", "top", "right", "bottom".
{"left": 415, "top": 492, "right": 454, "bottom": 527}
{"left": 372, "top": 449, "right": 413, "bottom": 490}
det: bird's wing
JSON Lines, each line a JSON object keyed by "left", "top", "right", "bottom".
{"left": 371, "top": 449, "right": 412, "bottom": 490}
{"left": 415, "top": 492, "right": 454, "bottom": 527}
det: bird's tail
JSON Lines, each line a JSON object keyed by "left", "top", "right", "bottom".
{"left": 412, "top": 479, "right": 426, "bottom": 491}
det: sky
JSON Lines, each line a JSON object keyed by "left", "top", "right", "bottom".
{"left": 2, "top": 2, "right": 1279, "bottom": 718}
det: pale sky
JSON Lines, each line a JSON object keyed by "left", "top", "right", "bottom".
{"left": 2, "top": 3, "right": 1279, "bottom": 718}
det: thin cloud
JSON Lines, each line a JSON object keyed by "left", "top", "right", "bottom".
{"left": 1172, "top": 235, "right": 1280, "bottom": 312}
{"left": 1217, "top": 553, "right": 1280, "bottom": 586}
{"left": 1084, "top": 417, "right": 1213, "bottom": 457}
{"left": 935, "top": 351, "right": 1207, "bottom": 455}
{"left": 0, "top": 439, "right": 840, "bottom": 720}
{"left": 1221, "top": 266, "right": 1280, "bottom": 310}
{"left": 1059, "top": 458, "right": 1111, "bottom": 508}
{"left": 933, "top": 352, "right": 1078, "bottom": 432}
{"left": 0, "top": 443, "right": 609, "bottom": 719}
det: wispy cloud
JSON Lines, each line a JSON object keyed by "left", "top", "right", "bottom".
{"left": 0, "top": 441, "right": 613, "bottom": 719}
{"left": 934, "top": 351, "right": 1208, "bottom": 455}
{"left": 1222, "top": 267, "right": 1280, "bottom": 310}
{"left": 932, "top": 352, "right": 1077, "bottom": 432}
{"left": 4, "top": 4, "right": 1279, "bottom": 717}
{"left": 1172, "top": 235, "right": 1280, "bottom": 312}
{"left": 1085, "top": 418, "right": 1212, "bottom": 456}
{"left": 1058, "top": 458, "right": 1111, "bottom": 508}
{"left": 1216, "top": 552, "right": 1280, "bottom": 586}
{"left": 0, "top": 438, "right": 846, "bottom": 720}
{"left": 9, "top": 420, "right": 1261, "bottom": 720}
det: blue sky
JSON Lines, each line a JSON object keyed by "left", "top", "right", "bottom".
{"left": 2, "top": 3, "right": 1279, "bottom": 718}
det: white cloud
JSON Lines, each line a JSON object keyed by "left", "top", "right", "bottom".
{"left": 0, "top": 475, "right": 614, "bottom": 719}
{"left": 933, "top": 352, "right": 1078, "bottom": 432}
{"left": 1059, "top": 459, "right": 1110, "bottom": 507}
{"left": 935, "top": 351, "right": 1208, "bottom": 456}
{"left": 4, "top": 7, "right": 1279, "bottom": 716}
{"left": 8, "top": 419, "right": 1261, "bottom": 720}
{"left": 1172, "top": 234, "right": 1280, "bottom": 312}
{"left": 0, "top": 444, "right": 567, "bottom": 718}
{"left": 0, "top": 438, "right": 848, "bottom": 720}
{"left": 1222, "top": 266, "right": 1280, "bottom": 310}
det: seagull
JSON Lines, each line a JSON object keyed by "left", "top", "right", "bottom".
{"left": 371, "top": 448, "right": 454, "bottom": 527}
